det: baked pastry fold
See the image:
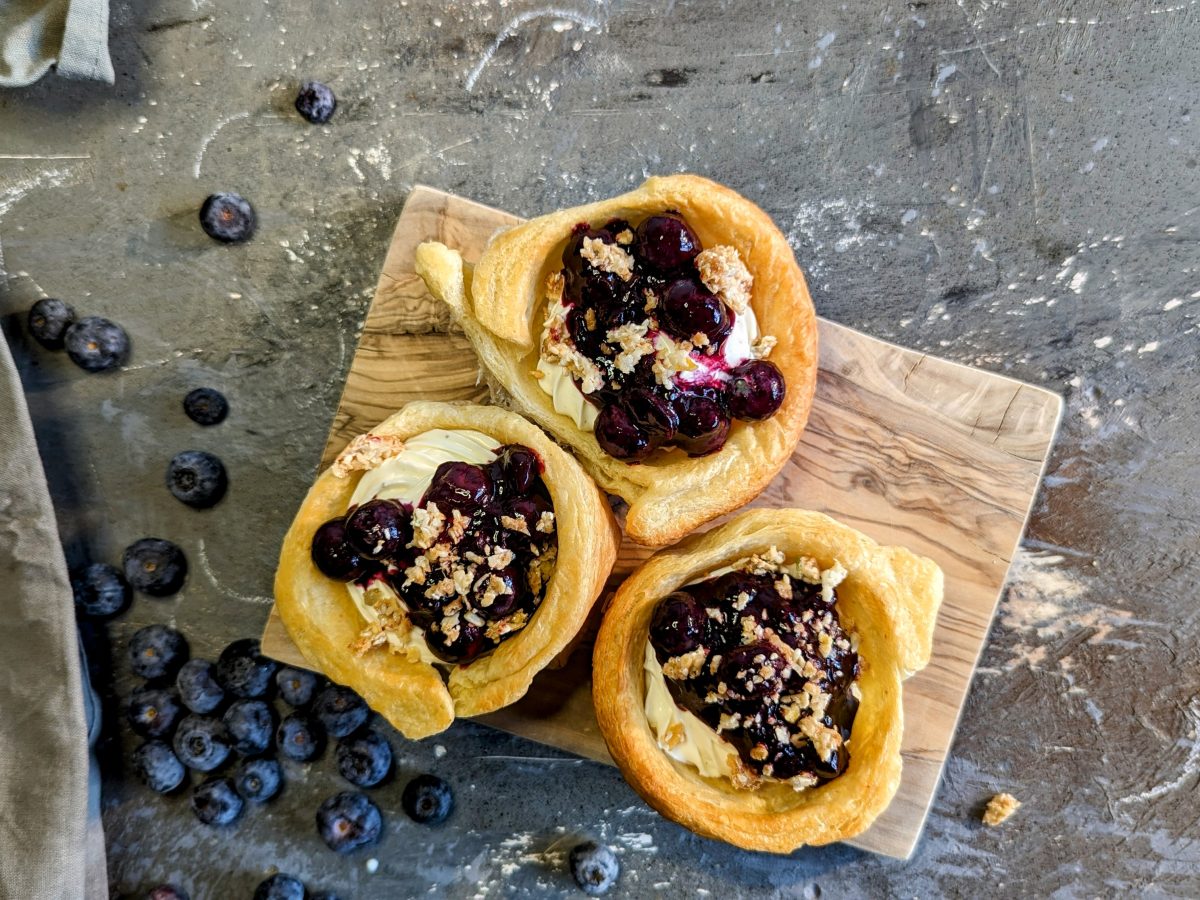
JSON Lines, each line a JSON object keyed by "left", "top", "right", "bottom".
{"left": 414, "top": 174, "right": 817, "bottom": 547}
{"left": 274, "top": 401, "right": 620, "bottom": 739}
{"left": 592, "top": 508, "right": 943, "bottom": 852}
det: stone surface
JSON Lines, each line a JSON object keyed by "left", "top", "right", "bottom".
{"left": 0, "top": 0, "right": 1197, "bottom": 897}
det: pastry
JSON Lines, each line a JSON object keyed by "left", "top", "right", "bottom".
{"left": 592, "top": 508, "right": 943, "bottom": 852}
{"left": 414, "top": 174, "right": 817, "bottom": 546}
{"left": 274, "top": 401, "right": 621, "bottom": 739}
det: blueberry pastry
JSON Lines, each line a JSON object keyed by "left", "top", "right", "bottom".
{"left": 275, "top": 401, "right": 620, "bottom": 739}
{"left": 592, "top": 509, "right": 943, "bottom": 852}
{"left": 415, "top": 174, "right": 817, "bottom": 546}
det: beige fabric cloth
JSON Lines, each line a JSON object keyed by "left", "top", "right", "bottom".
{"left": 0, "top": 333, "right": 93, "bottom": 899}
{"left": 0, "top": 0, "right": 112, "bottom": 86}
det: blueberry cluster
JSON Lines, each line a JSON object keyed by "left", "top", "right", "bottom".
{"left": 27, "top": 297, "right": 130, "bottom": 372}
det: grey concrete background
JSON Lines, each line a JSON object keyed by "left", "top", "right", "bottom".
{"left": 1, "top": 0, "right": 1198, "bottom": 896}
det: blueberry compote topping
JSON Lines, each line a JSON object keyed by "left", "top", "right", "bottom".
{"left": 648, "top": 551, "right": 859, "bottom": 789}
{"left": 541, "top": 212, "right": 785, "bottom": 462}
{"left": 310, "top": 444, "right": 558, "bottom": 665}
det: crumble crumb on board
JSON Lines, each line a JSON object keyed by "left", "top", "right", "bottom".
{"left": 982, "top": 792, "right": 1021, "bottom": 826}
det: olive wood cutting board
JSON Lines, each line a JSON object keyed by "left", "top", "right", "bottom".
{"left": 262, "top": 185, "right": 1062, "bottom": 860}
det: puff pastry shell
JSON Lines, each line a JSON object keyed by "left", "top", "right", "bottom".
{"left": 414, "top": 174, "right": 817, "bottom": 547}
{"left": 274, "top": 401, "right": 621, "bottom": 740}
{"left": 592, "top": 508, "right": 943, "bottom": 852}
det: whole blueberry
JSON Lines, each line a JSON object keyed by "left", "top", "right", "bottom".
{"left": 310, "top": 517, "right": 369, "bottom": 581}
{"left": 27, "top": 298, "right": 76, "bottom": 349}
{"left": 173, "top": 714, "right": 232, "bottom": 772}
{"left": 634, "top": 213, "right": 701, "bottom": 273}
{"left": 216, "top": 638, "right": 276, "bottom": 699}
{"left": 344, "top": 498, "right": 411, "bottom": 560}
{"left": 313, "top": 684, "right": 369, "bottom": 739}
{"left": 127, "top": 686, "right": 182, "bottom": 739}
{"left": 191, "top": 777, "right": 243, "bottom": 826}
{"left": 254, "top": 873, "right": 306, "bottom": 900}
{"left": 316, "top": 791, "right": 382, "bottom": 853}
{"left": 401, "top": 774, "right": 453, "bottom": 825}
{"left": 166, "top": 450, "right": 227, "bottom": 509}
{"left": 335, "top": 730, "right": 392, "bottom": 788}
{"left": 569, "top": 841, "right": 620, "bottom": 896}
{"left": 72, "top": 563, "right": 131, "bottom": 619}
{"left": 277, "top": 713, "right": 325, "bottom": 762}
{"left": 183, "top": 387, "right": 229, "bottom": 426}
{"left": 234, "top": 757, "right": 283, "bottom": 803}
{"left": 129, "top": 624, "right": 189, "bottom": 680}
{"left": 223, "top": 699, "right": 275, "bottom": 755}
{"left": 176, "top": 659, "right": 226, "bottom": 714}
{"left": 123, "top": 538, "right": 189, "bottom": 597}
{"left": 726, "top": 359, "right": 786, "bottom": 421}
{"left": 199, "top": 192, "right": 256, "bottom": 243}
{"left": 147, "top": 885, "right": 190, "bottom": 900}
{"left": 64, "top": 316, "right": 130, "bottom": 372}
{"left": 276, "top": 666, "right": 320, "bottom": 708}
{"left": 295, "top": 80, "right": 337, "bottom": 124}
{"left": 132, "top": 740, "right": 187, "bottom": 794}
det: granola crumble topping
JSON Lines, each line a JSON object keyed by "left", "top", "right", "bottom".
{"left": 331, "top": 433, "right": 408, "bottom": 478}
{"left": 580, "top": 236, "right": 635, "bottom": 281}
{"left": 695, "top": 244, "right": 753, "bottom": 314}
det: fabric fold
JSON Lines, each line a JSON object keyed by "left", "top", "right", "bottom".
{"left": 0, "top": 0, "right": 112, "bottom": 87}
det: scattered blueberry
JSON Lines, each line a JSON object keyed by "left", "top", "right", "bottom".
{"left": 216, "top": 638, "right": 276, "bottom": 699}
{"left": 63, "top": 316, "right": 130, "bottom": 372}
{"left": 191, "top": 777, "right": 243, "bottom": 826}
{"left": 27, "top": 298, "right": 76, "bottom": 349}
{"left": 335, "top": 730, "right": 392, "bottom": 788}
{"left": 276, "top": 666, "right": 320, "bottom": 707}
{"left": 72, "top": 563, "right": 131, "bottom": 618}
{"left": 277, "top": 713, "right": 324, "bottom": 762}
{"left": 147, "top": 884, "right": 190, "bottom": 900}
{"left": 401, "top": 774, "right": 453, "bottom": 825}
{"left": 313, "top": 684, "right": 368, "bottom": 739}
{"left": 568, "top": 841, "right": 620, "bottom": 896}
{"left": 199, "top": 192, "right": 256, "bottom": 243}
{"left": 173, "top": 714, "right": 232, "bottom": 772}
{"left": 223, "top": 699, "right": 275, "bottom": 756}
{"left": 176, "top": 659, "right": 226, "bottom": 714}
{"left": 123, "top": 538, "right": 189, "bottom": 596}
{"left": 127, "top": 686, "right": 182, "bottom": 739}
{"left": 166, "top": 450, "right": 228, "bottom": 509}
{"left": 295, "top": 80, "right": 337, "bottom": 124}
{"left": 316, "top": 791, "right": 382, "bottom": 853}
{"left": 234, "top": 757, "right": 282, "bottom": 803}
{"left": 254, "top": 873, "right": 306, "bottom": 900}
{"left": 133, "top": 741, "right": 187, "bottom": 794}
{"left": 183, "top": 387, "right": 229, "bottom": 426}
{"left": 129, "top": 624, "right": 189, "bottom": 679}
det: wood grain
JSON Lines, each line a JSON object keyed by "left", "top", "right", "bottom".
{"left": 263, "top": 186, "right": 1061, "bottom": 860}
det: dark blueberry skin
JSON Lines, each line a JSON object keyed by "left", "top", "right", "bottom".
{"left": 345, "top": 498, "right": 411, "bottom": 560}
{"left": 276, "top": 666, "right": 320, "bottom": 707}
{"left": 401, "top": 774, "right": 453, "bottom": 825}
{"left": 216, "top": 638, "right": 277, "bottom": 699}
{"left": 296, "top": 80, "right": 337, "bottom": 124}
{"left": 426, "top": 619, "right": 488, "bottom": 664}
{"left": 421, "top": 461, "right": 492, "bottom": 516}
{"left": 129, "top": 625, "right": 189, "bottom": 680}
{"left": 718, "top": 641, "right": 788, "bottom": 701}
{"left": 173, "top": 715, "right": 232, "bottom": 772}
{"left": 658, "top": 278, "right": 732, "bottom": 345}
{"left": 672, "top": 392, "right": 731, "bottom": 457}
{"left": 594, "top": 402, "right": 653, "bottom": 462}
{"left": 254, "top": 873, "right": 306, "bottom": 900}
{"left": 621, "top": 386, "right": 679, "bottom": 442}
{"left": 183, "top": 387, "right": 228, "bottom": 426}
{"left": 223, "top": 699, "right": 275, "bottom": 755}
{"left": 28, "top": 298, "right": 76, "bottom": 349}
{"left": 726, "top": 359, "right": 786, "bottom": 421}
{"left": 176, "top": 659, "right": 226, "bottom": 714}
{"left": 123, "top": 538, "right": 188, "bottom": 597}
{"left": 133, "top": 740, "right": 187, "bottom": 794}
{"left": 487, "top": 444, "right": 541, "bottom": 499}
{"left": 277, "top": 713, "right": 325, "bottom": 762}
{"left": 335, "top": 730, "right": 393, "bottom": 788}
{"left": 569, "top": 841, "right": 620, "bottom": 896}
{"left": 166, "top": 450, "right": 228, "bottom": 509}
{"left": 649, "top": 591, "right": 708, "bottom": 657}
{"left": 234, "top": 757, "right": 283, "bottom": 803}
{"left": 313, "top": 684, "right": 369, "bottom": 739}
{"left": 634, "top": 213, "right": 700, "bottom": 272}
{"left": 72, "top": 563, "right": 131, "bottom": 619}
{"left": 191, "top": 777, "right": 243, "bottom": 826}
{"left": 147, "top": 885, "right": 191, "bottom": 900}
{"left": 128, "top": 687, "right": 182, "bottom": 739}
{"left": 310, "top": 517, "right": 370, "bottom": 581}
{"left": 316, "top": 791, "right": 383, "bottom": 853}
{"left": 199, "top": 192, "right": 256, "bottom": 243}
{"left": 64, "top": 316, "right": 130, "bottom": 372}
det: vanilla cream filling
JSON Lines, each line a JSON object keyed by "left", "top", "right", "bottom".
{"left": 345, "top": 429, "right": 501, "bottom": 663}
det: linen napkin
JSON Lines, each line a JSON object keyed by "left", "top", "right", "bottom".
{"left": 0, "top": 0, "right": 112, "bottom": 87}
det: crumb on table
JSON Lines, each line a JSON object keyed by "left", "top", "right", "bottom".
{"left": 982, "top": 792, "right": 1021, "bottom": 826}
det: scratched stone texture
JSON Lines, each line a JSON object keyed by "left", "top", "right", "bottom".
{"left": 1, "top": 0, "right": 1198, "bottom": 897}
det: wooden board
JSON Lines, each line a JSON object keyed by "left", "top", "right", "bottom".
{"left": 262, "top": 186, "right": 1061, "bottom": 860}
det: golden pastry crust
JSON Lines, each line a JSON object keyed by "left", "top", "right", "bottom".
{"left": 592, "top": 508, "right": 944, "bottom": 853}
{"left": 414, "top": 174, "right": 817, "bottom": 547}
{"left": 274, "top": 401, "right": 621, "bottom": 740}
